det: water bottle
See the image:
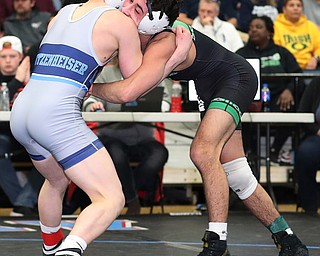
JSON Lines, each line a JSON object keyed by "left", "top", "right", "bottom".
{"left": 261, "top": 83, "right": 270, "bottom": 112}
{"left": 0, "top": 82, "right": 10, "bottom": 111}
{"left": 171, "top": 80, "right": 183, "bottom": 112}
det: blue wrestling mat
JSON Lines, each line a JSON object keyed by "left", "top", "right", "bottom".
{"left": 0, "top": 219, "right": 148, "bottom": 232}
{"left": 0, "top": 212, "right": 319, "bottom": 256}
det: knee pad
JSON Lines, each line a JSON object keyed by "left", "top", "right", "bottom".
{"left": 223, "top": 157, "right": 258, "bottom": 200}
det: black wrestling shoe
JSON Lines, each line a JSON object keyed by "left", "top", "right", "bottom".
{"left": 272, "top": 231, "right": 309, "bottom": 256}
{"left": 197, "top": 231, "right": 230, "bottom": 256}
{"left": 55, "top": 247, "right": 82, "bottom": 256}
{"left": 42, "top": 239, "right": 63, "bottom": 256}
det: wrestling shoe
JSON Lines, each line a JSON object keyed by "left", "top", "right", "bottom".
{"left": 272, "top": 231, "right": 309, "bottom": 256}
{"left": 197, "top": 231, "right": 230, "bottom": 256}
{"left": 42, "top": 239, "right": 63, "bottom": 256}
{"left": 55, "top": 247, "right": 82, "bottom": 256}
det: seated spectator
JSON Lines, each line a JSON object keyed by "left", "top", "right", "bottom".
{"left": 236, "top": 15, "right": 304, "bottom": 164}
{"left": 0, "top": 0, "right": 58, "bottom": 24}
{"left": 273, "top": 0, "right": 320, "bottom": 70}
{"left": 295, "top": 77, "right": 320, "bottom": 217}
{"left": 192, "top": 0, "right": 244, "bottom": 52}
{"left": 3, "top": 0, "right": 52, "bottom": 53}
{"left": 0, "top": 35, "right": 43, "bottom": 216}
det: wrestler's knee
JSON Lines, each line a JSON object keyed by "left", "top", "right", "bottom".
{"left": 190, "top": 140, "right": 220, "bottom": 172}
{"left": 108, "top": 190, "right": 125, "bottom": 216}
{"left": 189, "top": 141, "right": 204, "bottom": 168}
{"left": 92, "top": 187, "right": 125, "bottom": 215}
{"left": 223, "top": 157, "right": 258, "bottom": 200}
{"left": 44, "top": 175, "right": 70, "bottom": 195}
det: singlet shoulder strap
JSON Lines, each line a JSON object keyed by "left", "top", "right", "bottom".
{"left": 172, "top": 20, "right": 195, "bottom": 40}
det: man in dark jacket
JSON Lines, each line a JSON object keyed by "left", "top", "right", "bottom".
{"left": 236, "top": 15, "right": 304, "bottom": 164}
{"left": 3, "top": 0, "right": 51, "bottom": 53}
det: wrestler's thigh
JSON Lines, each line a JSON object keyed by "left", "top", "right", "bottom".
{"left": 64, "top": 147, "right": 122, "bottom": 198}
{"left": 194, "top": 108, "right": 236, "bottom": 150}
{"left": 221, "top": 130, "right": 246, "bottom": 163}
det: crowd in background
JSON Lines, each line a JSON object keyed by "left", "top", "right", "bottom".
{"left": 0, "top": 0, "right": 319, "bottom": 216}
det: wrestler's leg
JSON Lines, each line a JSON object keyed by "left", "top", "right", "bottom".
{"left": 190, "top": 108, "right": 236, "bottom": 223}
{"left": 63, "top": 147, "right": 124, "bottom": 244}
{"left": 33, "top": 157, "right": 69, "bottom": 225}
{"left": 32, "top": 156, "right": 70, "bottom": 256}
{"left": 221, "top": 131, "right": 309, "bottom": 256}
{"left": 221, "top": 130, "right": 280, "bottom": 226}
{"left": 32, "top": 147, "right": 124, "bottom": 256}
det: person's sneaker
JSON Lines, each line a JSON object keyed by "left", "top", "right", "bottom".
{"left": 197, "top": 231, "right": 230, "bottom": 256}
{"left": 272, "top": 231, "right": 309, "bottom": 256}
{"left": 10, "top": 206, "right": 38, "bottom": 217}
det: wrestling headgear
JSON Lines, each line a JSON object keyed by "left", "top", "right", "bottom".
{"left": 105, "top": 0, "right": 125, "bottom": 10}
{"left": 137, "top": 0, "right": 169, "bottom": 35}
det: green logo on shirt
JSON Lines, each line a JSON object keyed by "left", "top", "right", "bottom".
{"left": 282, "top": 34, "right": 311, "bottom": 50}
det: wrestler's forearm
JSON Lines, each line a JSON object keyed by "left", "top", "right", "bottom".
{"left": 91, "top": 82, "right": 126, "bottom": 103}
{"left": 163, "top": 47, "right": 186, "bottom": 78}
{"left": 163, "top": 26, "right": 193, "bottom": 76}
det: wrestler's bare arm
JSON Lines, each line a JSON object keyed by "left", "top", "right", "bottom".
{"left": 163, "top": 26, "right": 193, "bottom": 76}
{"left": 92, "top": 27, "right": 192, "bottom": 103}
{"left": 92, "top": 32, "right": 176, "bottom": 103}
{"left": 93, "top": 10, "right": 143, "bottom": 77}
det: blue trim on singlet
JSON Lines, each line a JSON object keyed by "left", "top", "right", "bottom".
{"left": 59, "top": 139, "right": 104, "bottom": 170}
{"left": 29, "top": 154, "right": 46, "bottom": 161}
{"left": 33, "top": 43, "right": 99, "bottom": 88}
{"left": 31, "top": 74, "right": 88, "bottom": 92}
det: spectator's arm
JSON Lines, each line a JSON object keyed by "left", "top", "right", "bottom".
{"left": 83, "top": 96, "right": 101, "bottom": 112}
{"left": 282, "top": 47, "right": 302, "bottom": 94}
{"left": 7, "top": 78, "right": 24, "bottom": 100}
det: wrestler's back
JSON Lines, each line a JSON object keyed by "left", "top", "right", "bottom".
{"left": 169, "top": 24, "right": 258, "bottom": 114}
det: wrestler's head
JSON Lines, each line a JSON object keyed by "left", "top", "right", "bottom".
{"left": 120, "top": 0, "right": 149, "bottom": 27}
{"left": 137, "top": 0, "right": 182, "bottom": 35}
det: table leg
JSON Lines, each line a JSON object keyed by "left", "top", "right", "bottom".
{"left": 256, "top": 124, "right": 261, "bottom": 180}
{"left": 266, "top": 123, "right": 278, "bottom": 208}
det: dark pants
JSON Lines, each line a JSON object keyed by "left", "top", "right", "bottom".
{"left": 101, "top": 137, "right": 168, "bottom": 203}
{"left": 243, "top": 96, "right": 295, "bottom": 158}
{"left": 295, "top": 135, "right": 320, "bottom": 212}
{"left": 0, "top": 132, "right": 42, "bottom": 208}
